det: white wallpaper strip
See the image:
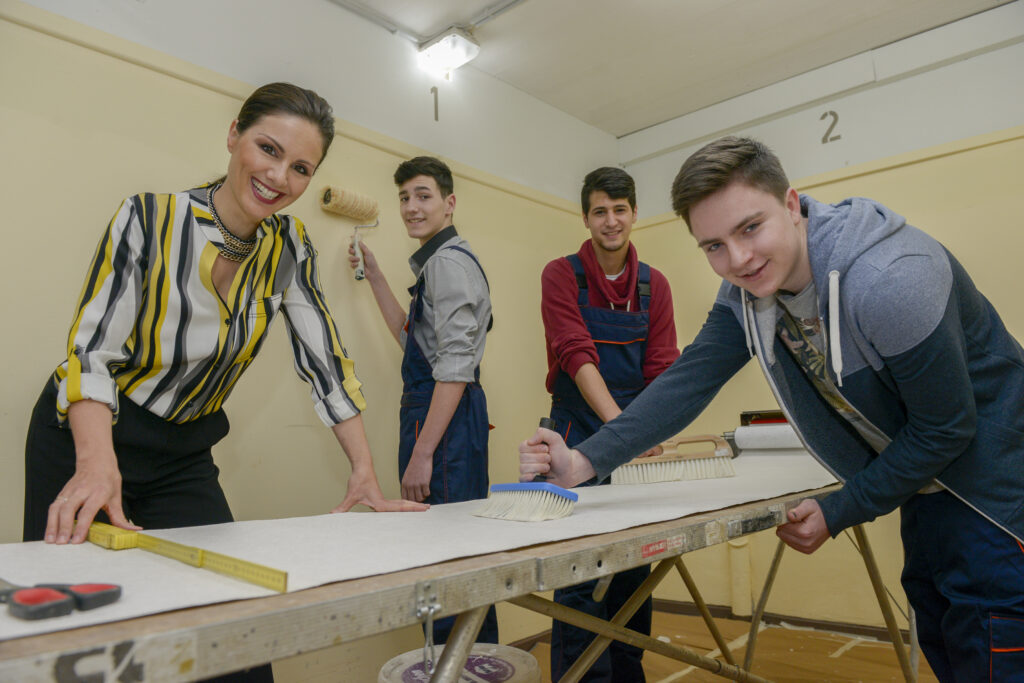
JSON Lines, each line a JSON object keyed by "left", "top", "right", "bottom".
{"left": 0, "top": 455, "right": 836, "bottom": 641}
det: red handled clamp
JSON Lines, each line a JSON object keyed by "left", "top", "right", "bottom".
{"left": 1, "top": 578, "right": 121, "bottom": 621}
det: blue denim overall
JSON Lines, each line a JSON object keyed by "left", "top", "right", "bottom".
{"left": 399, "top": 244, "right": 498, "bottom": 645}
{"left": 549, "top": 253, "right": 653, "bottom": 682}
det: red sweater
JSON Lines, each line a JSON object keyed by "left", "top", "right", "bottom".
{"left": 541, "top": 241, "right": 679, "bottom": 393}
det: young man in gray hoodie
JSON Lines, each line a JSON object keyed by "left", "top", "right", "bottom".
{"left": 519, "top": 137, "right": 1024, "bottom": 682}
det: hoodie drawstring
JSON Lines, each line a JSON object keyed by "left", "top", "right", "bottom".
{"left": 828, "top": 270, "right": 843, "bottom": 387}
{"left": 741, "top": 290, "right": 754, "bottom": 358}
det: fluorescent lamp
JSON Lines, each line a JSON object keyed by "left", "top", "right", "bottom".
{"left": 418, "top": 28, "right": 480, "bottom": 77}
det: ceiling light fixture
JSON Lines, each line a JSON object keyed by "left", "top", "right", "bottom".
{"left": 417, "top": 27, "right": 480, "bottom": 78}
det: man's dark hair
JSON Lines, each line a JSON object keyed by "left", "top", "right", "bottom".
{"left": 581, "top": 167, "right": 636, "bottom": 214}
{"left": 671, "top": 136, "right": 789, "bottom": 228}
{"left": 394, "top": 156, "right": 454, "bottom": 197}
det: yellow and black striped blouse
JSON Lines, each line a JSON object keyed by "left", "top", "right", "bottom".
{"left": 54, "top": 186, "right": 366, "bottom": 425}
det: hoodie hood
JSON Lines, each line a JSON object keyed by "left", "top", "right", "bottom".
{"left": 731, "top": 195, "right": 912, "bottom": 385}
{"left": 803, "top": 194, "right": 907, "bottom": 289}
{"left": 803, "top": 195, "right": 907, "bottom": 385}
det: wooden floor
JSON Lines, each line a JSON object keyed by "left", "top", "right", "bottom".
{"left": 525, "top": 611, "right": 939, "bottom": 682}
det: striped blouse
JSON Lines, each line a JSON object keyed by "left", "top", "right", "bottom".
{"left": 53, "top": 186, "right": 366, "bottom": 426}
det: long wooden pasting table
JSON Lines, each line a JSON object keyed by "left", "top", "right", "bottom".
{"left": 2, "top": 484, "right": 910, "bottom": 682}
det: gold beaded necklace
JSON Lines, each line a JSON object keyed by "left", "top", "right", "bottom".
{"left": 207, "top": 184, "right": 257, "bottom": 262}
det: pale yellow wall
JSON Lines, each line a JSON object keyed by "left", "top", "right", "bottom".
{"left": 0, "top": 5, "right": 585, "bottom": 536}
{"left": 631, "top": 127, "right": 1024, "bottom": 629}
{"left": 3, "top": 2, "right": 1023, "bottom": 676}
{"left": 0, "top": 6, "right": 563, "bottom": 673}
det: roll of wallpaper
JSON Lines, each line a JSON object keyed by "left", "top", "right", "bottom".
{"left": 733, "top": 423, "right": 803, "bottom": 451}
{"left": 319, "top": 186, "right": 379, "bottom": 222}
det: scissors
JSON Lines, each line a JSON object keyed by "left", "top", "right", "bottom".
{"left": 0, "top": 577, "right": 121, "bottom": 620}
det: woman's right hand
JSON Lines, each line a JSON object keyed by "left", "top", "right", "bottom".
{"left": 47, "top": 450, "right": 140, "bottom": 544}
{"left": 57, "top": 399, "right": 142, "bottom": 544}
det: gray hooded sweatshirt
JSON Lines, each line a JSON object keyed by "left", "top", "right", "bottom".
{"left": 578, "top": 195, "right": 1024, "bottom": 542}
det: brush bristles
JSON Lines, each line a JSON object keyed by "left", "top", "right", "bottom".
{"left": 474, "top": 484, "right": 577, "bottom": 522}
{"left": 610, "top": 456, "right": 735, "bottom": 485}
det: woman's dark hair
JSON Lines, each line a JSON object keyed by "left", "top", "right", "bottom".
{"left": 236, "top": 82, "right": 335, "bottom": 162}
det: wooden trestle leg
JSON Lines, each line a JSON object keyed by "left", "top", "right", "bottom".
{"left": 510, "top": 592, "right": 774, "bottom": 683}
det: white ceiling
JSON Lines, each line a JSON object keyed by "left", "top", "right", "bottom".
{"left": 332, "top": 0, "right": 1010, "bottom": 137}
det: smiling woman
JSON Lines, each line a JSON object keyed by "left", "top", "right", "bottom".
{"left": 22, "top": 84, "right": 426, "bottom": 681}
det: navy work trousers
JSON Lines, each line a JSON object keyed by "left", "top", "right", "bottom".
{"left": 901, "top": 490, "right": 1024, "bottom": 682}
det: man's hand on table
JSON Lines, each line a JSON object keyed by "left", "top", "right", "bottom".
{"left": 776, "top": 498, "right": 830, "bottom": 553}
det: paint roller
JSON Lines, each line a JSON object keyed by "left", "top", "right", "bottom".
{"left": 319, "top": 185, "right": 380, "bottom": 280}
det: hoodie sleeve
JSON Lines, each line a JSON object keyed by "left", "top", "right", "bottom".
{"left": 818, "top": 252, "right": 976, "bottom": 534}
{"left": 576, "top": 302, "right": 751, "bottom": 480}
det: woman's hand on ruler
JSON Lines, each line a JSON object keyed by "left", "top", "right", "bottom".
{"left": 46, "top": 452, "right": 140, "bottom": 544}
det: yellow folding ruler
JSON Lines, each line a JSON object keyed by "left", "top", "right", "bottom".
{"left": 88, "top": 522, "right": 288, "bottom": 593}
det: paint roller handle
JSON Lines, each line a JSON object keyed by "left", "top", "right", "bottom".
{"left": 352, "top": 232, "right": 365, "bottom": 280}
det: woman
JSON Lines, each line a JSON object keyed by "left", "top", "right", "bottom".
{"left": 25, "top": 83, "right": 425, "bottom": 550}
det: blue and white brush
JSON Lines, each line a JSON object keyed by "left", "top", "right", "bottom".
{"left": 473, "top": 482, "right": 578, "bottom": 522}
{"left": 474, "top": 417, "right": 579, "bottom": 521}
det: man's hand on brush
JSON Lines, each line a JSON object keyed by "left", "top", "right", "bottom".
{"left": 637, "top": 444, "right": 664, "bottom": 458}
{"left": 519, "top": 426, "right": 596, "bottom": 488}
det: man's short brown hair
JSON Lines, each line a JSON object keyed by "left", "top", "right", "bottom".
{"left": 394, "top": 156, "right": 454, "bottom": 197}
{"left": 671, "top": 137, "right": 790, "bottom": 228}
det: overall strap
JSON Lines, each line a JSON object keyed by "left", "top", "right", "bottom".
{"left": 637, "top": 261, "right": 652, "bottom": 312}
{"left": 565, "top": 253, "right": 589, "bottom": 306}
{"left": 568, "top": 253, "right": 652, "bottom": 311}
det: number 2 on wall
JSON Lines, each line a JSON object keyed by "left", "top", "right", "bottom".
{"left": 820, "top": 110, "right": 841, "bottom": 144}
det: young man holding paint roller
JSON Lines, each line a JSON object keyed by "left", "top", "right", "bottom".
{"left": 541, "top": 166, "right": 678, "bottom": 682}
{"left": 521, "top": 137, "right": 1024, "bottom": 682}
{"left": 348, "top": 155, "right": 497, "bottom": 644}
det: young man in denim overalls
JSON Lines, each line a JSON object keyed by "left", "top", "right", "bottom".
{"left": 540, "top": 167, "right": 679, "bottom": 681}
{"left": 350, "top": 156, "right": 496, "bottom": 644}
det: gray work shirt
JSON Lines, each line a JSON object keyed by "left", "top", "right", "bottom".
{"left": 402, "top": 225, "right": 492, "bottom": 383}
